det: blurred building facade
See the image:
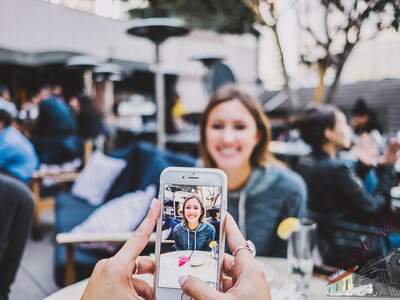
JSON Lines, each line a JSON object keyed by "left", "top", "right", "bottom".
{"left": 43, "top": 0, "right": 146, "bottom": 19}
{"left": 0, "top": 0, "right": 257, "bottom": 113}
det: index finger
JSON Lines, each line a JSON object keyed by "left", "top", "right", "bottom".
{"left": 224, "top": 213, "right": 254, "bottom": 267}
{"left": 114, "top": 198, "right": 161, "bottom": 270}
{"left": 225, "top": 213, "right": 246, "bottom": 252}
{"left": 134, "top": 256, "right": 156, "bottom": 275}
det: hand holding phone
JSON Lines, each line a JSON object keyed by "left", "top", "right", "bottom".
{"left": 179, "top": 214, "right": 272, "bottom": 300}
{"left": 82, "top": 167, "right": 271, "bottom": 300}
{"left": 81, "top": 199, "right": 161, "bottom": 300}
{"left": 155, "top": 167, "right": 227, "bottom": 299}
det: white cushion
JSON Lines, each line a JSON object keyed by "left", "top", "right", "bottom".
{"left": 72, "top": 151, "right": 127, "bottom": 205}
{"left": 72, "top": 185, "right": 156, "bottom": 233}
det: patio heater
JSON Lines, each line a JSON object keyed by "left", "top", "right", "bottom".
{"left": 93, "top": 63, "right": 123, "bottom": 119}
{"left": 192, "top": 55, "right": 224, "bottom": 69}
{"left": 192, "top": 55, "right": 236, "bottom": 96}
{"left": 127, "top": 18, "right": 190, "bottom": 148}
{"left": 66, "top": 55, "right": 100, "bottom": 97}
{"left": 251, "top": 24, "right": 263, "bottom": 87}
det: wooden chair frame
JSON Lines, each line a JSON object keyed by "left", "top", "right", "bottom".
{"left": 30, "top": 140, "right": 93, "bottom": 237}
{"left": 56, "top": 232, "right": 157, "bottom": 286}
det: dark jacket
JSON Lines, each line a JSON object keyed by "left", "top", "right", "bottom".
{"left": 173, "top": 222, "right": 215, "bottom": 251}
{"left": 228, "top": 165, "right": 307, "bottom": 257}
{"left": 36, "top": 96, "right": 77, "bottom": 137}
{"left": 34, "top": 97, "right": 81, "bottom": 164}
{"left": 295, "top": 151, "right": 395, "bottom": 226}
{"left": 0, "top": 174, "right": 34, "bottom": 295}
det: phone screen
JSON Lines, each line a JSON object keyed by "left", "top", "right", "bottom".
{"left": 158, "top": 183, "right": 222, "bottom": 289}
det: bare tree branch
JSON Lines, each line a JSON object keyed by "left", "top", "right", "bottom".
{"left": 323, "top": 4, "right": 332, "bottom": 45}
{"left": 241, "top": 0, "right": 267, "bottom": 25}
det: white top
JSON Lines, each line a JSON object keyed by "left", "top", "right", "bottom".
{"left": 0, "top": 97, "right": 17, "bottom": 117}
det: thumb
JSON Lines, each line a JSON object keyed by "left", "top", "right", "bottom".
{"left": 179, "top": 276, "right": 224, "bottom": 300}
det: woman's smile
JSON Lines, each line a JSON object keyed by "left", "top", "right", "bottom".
{"left": 184, "top": 198, "right": 202, "bottom": 225}
{"left": 206, "top": 99, "right": 259, "bottom": 172}
{"left": 217, "top": 146, "right": 241, "bottom": 156}
{"left": 186, "top": 214, "right": 198, "bottom": 220}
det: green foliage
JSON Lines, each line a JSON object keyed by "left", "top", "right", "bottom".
{"left": 128, "top": 0, "right": 256, "bottom": 35}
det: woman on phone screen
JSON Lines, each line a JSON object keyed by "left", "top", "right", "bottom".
{"left": 199, "top": 85, "right": 306, "bottom": 257}
{"left": 173, "top": 194, "right": 215, "bottom": 251}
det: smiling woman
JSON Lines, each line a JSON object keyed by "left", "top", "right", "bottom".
{"left": 199, "top": 85, "right": 307, "bottom": 257}
{"left": 173, "top": 194, "right": 215, "bottom": 251}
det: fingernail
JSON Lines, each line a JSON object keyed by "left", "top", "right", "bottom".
{"left": 178, "top": 275, "right": 188, "bottom": 286}
{"left": 150, "top": 198, "right": 157, "bottom": 209}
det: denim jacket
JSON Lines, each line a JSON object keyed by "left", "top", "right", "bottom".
{"left": 173, "top": 222, "right": 215, "bottom": 251}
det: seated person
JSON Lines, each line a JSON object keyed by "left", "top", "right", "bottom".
{"left": 68, "top": 95, "right": 104, "bottom": 139}
{"left": 0, "top": 85, "right": 17, "bottom": 118}
{"left": 173, "top": 194, "right": 215, "bottom": 251}
{"left": 162, "top": 214, "right": 180, "bottom": 240}
{"left": 33, "top": 86, "right": 81, "bottom": 164}
{"left": 0, "top": 110, "right": 38, "bottom": 183}
{"left": 0, "top": 174, "right": 34, "bottom": 300}
{"left": 350, "top": 98, "right": 383, "bottom": 143}
{"left": 208, "top": 208, "right": 220, "bottom": 241}
{"left": 295, "top": 105, "right": 398, "bottom": 226}
{"left": 199, "top": 85, "right": 306, "bottom": 257}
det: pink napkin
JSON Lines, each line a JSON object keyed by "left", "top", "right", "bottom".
{"left": 178, "top": 256, "right": 190, "bottom": 267}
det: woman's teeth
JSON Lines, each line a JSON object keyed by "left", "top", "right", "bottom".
{"left": 219, "top": 148, "right": 239, "bottom": 155}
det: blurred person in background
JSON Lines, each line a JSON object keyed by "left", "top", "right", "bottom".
{"left": 296, "top": 105, "right": 398, "bottom": 226}
{"left": 34, "top": 85, "right": 76, "bottom": 135}
{"left": 295, "top": 105, "right": 400, "bottom": 266}
{"left": 32, "top": 85, "right": 81, "bottom": 164}
{"left": 51, "top": 84, "right": 64, "bottom": 101}
{"left": 350, "top": 98, "right": 383, "bottom": 138}
{"left": 0, "top": 174, "right": 34, "bottom": 300}
{"left": 0, "top": 110, "right": 38, "bottom": 183}
{"left": 69, "top": 95, "right": 104, "bottom": 139}
{"left": 348, "top": 99, "right": 387, "bottom": 194}
{"left": 0, "top": 85, "right": 17, "bottom": 118}
{"left": 208, "top": 208, "right": 220, "bottom": 241}
{"left": 37, "top": 85, "right": 51, "bottom": 102}
{"left": 349, "top": 98, "right": 385, "bottom": 164}
{"left": 19, "top": 90, "right": 41, "bottom": 121}
{"left": 199, "top": 85, "right": 306, "bottom": 257}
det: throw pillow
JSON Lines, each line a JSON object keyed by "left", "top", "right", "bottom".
{"left": 72, "top": 185, "right": 156, "bottom": 234}
{"left": 72, "top": 151, "right": 127, "bottom": 205}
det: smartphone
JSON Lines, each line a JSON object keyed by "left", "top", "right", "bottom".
{"left": 155, "top": 167, "right": 227, "bottom": 300}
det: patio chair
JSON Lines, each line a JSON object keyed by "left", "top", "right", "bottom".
{"left": 53, "top": 141, "right": 195, "bottom": 286}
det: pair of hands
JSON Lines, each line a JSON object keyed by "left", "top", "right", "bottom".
{"left": 81, "top": 199, "right": 271, "bottom": 300}
{"left": 352, "top": 134, "right": 399, "bottom": 166}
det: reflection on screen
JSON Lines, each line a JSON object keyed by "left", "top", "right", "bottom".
{"left": 158, "top": 184, "right": 222, "bottom": 289}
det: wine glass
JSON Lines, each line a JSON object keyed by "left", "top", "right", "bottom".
{"left": 287, "top": 218, "right": 317, "bottom": 299}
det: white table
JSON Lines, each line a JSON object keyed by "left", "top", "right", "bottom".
{"left": 44, "top": 257, "right": 393, "bottom": 300}
{"left": 158, "top": 250, "right": 217, "bottom": 289}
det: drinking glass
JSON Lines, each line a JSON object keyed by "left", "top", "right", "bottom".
{"left": 287, "top": 218, "right": 317, "bottom": 299}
